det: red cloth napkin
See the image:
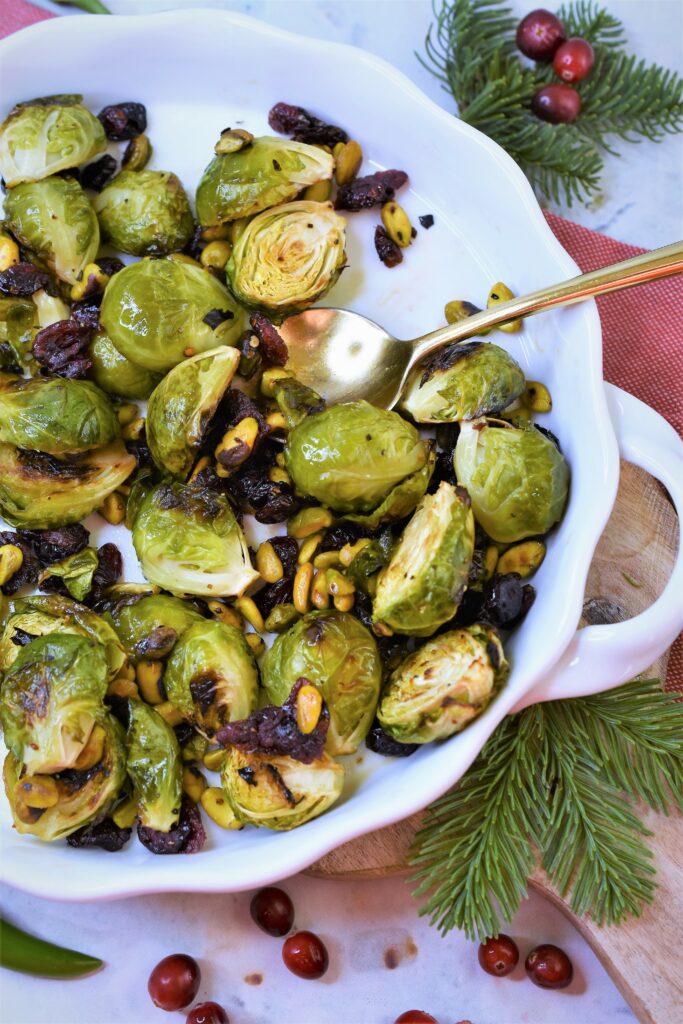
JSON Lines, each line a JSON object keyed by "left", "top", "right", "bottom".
{"left": 1, "top": 0, "right": 681, "bottom": 691}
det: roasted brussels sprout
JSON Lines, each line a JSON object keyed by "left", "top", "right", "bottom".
{"left": 377, "top": 625, "right": 508, "bottom": 743}
{"left": 0, "top": 96, "right": 106, "bottom": 187}
{"left": 131, "top": 481, "right": 259, "bottom": 597}
{"left": 146, "top": 346, "right": 240, "bottom": 479}
{"left": 220, "top": 746, "right": 344, "bottom": 830}
{"left": 4, "top": 176, "right": 100, "bottom": 286}
{"left": 226, "top": 201, "right": 346, "bottom": 318}
{"left": 0, "top": 376, "right": 119, "bottom": 456}
{"left": 100, "top": 258, "right": 245, "bottom": 373}
{"left": 196, "top": 136, "right": 333, "bottom": 225}
{"left": 164, "top": 620, "right": 259, "bottom": 739}
{"left": 0, "top": 633, "right": 109, "bottom": 774}
{"left": 262, "top": 610, "right": 382, "bottom": 754}
{"left": 38, "top": 547, "right": 99, "bottom": 602}
{"left": 93, "top": 170, "right": 194, "bottom": 256}
{"left": 373, "top": 482, "right": 475, "bottom": 636}
{"left": 104, "top": 593, "right": 205, "bottom": 661}
{"left": 401, "top": 342, "right": 526, "bottom": 424}
{"left": 346, "top": 446, "right": 435, "bottom": 530}
{"left": 0, "top": 298, "right": 36, "bottom": 367}
{"left": 285, "top": 401, "right": 430, "bottom": 515}
{"left": 125, "top": 699, "right": 182, "bottom": 832}
{"left": 0, "top": 440, "right": 136, "bottom": 529}
{"left": 88, "top": 331, "right": 162, "bottom": 400}
{"left": 454, "top": 420, "right": 570, "bottom": 543}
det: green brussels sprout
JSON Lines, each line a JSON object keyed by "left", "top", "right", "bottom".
{"left": 100, "top": 258, "right": 245, "bottom": 373}
{"left": 377, "top": 625, "right": 508, "bottom": 743}
{"left": 345, "top": 445, "right": 436, "bottom": 530}
{"left": 220, "top": 747, "right": 344, "bottom": 830}
{"left": 262, "top": 610, "right": 382, "bottom": 755}
{"left": 373, "top": 482, "right": 475, "bottom": 637}
{"left": 0, "top": 633, "right": 108, "bottom": 774}
{"left": 0, "top": 299, "right": 36, "bottom": 366}
{"left": 401, "top": 341, "right": 526, "bottom": 424}
{"left": 285, "top": 401, "right": 430, "bottom": 515}
{"left": 37, "top": 547, "right": 99, "bottom": 602}
{"left": 0, "top": 376, "right": 119, "bottom": 456}
{"left": 131, "top": 481, "right": 259, "bottom": 597}
{"left": 164, "top": 620, "right": 259, "bottom": 739}
{"left": 146, "top": 346, "right": 240, "bottom": 479}
{"left": 104, "top": 593, "right": 205, "bottom": 661}
{"left": 196, "top": 136, "right": 333, "bottom": 225}
{"left": 0, "top": 594, "right": 127, "bottom": 679}
{"left": 0, "top": 440, "right": 136, "bottom": 529}
{"left": 454, "top": 419, "right": 570, "bottom": 543}
{"left": 125, "top": 699, "right": 182, "bottom": 832}
{"left": 0, "top": 96, "right": 106, "bottom": 187}
{"left": 4, "top": 176, "right": 100, "bottom": 285}
{"left": 88, "top": 331, "right": 162, "bottom": 400}
{"left": 227, "top": 201, "right": 346, "bottom": 318}
{"left": 3, "top": 717, "right": 126, "bottom": 841}
{"left": 93, "top": 170, "right": 194, "bottom": 256}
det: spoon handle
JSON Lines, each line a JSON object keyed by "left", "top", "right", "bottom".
{"left": 409, "top": 238, "right": 683, "bottom": 365}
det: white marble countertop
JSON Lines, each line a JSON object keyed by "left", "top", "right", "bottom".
{"left": 2, "top": 3, "right": 681, "bottom": 1023}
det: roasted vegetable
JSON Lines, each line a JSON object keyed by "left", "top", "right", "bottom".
{"left": 93, "top": 170, "right": 194, "bottom": 256}
{"left": 0, "top": 96, "right": 106, "bottom": 187}
{"left": 125, "top": 699, "right": 182, "bottom": 832}
{"left": 104, "top": 593, "right": 205, "bottom": 661}
{"left": 88, "top": 331, "right": 162, "bottom": 400}
{"left": 0, "top": 376, "right": 119, "bottom": 456}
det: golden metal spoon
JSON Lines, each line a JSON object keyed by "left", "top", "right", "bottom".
{"left": 279, "top": 240, "right": 683, "bottom": 408}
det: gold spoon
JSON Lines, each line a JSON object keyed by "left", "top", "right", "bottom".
{"left": 279, "top": 240, "right": 683, "bottom": 408}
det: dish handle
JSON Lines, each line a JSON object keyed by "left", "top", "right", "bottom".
{"left": 512, "top": 383, "right": 683, "bottom": 711}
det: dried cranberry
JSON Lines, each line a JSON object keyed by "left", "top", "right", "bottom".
{"left": 269, "top": 536, "right": 299, "bottom": 577}
{"left": 137, "top": 796, "right": 205, "bottom": 855}
{"left": 335, "top": 170, "right": 408, "bottom": 212}
{"left": 125, "top": 428, "right": 152, "bottom": 468}
{"left": 97, "top": 257, "right": 125, "bottom": 278}
{"left": 98, "top": 101, "right": 147, "bottom": 140}
{"left": 249, "top": 313, "right": 288, "bottom": 367}
{"left": 0, "top": 532, "right": 39, "bottom": 595}
{"left": 0, "top": 262, "right": 52, "bottom": 297}
{"left": 70, "top": 300, "right": 101, "bottom": 330}
{"left": 253, "top": 575, "right": 294, "bottom": 619}
{"left": 217, "top": 678, "right": 329, "bottom": 763}
{"left": 224, "top": 467, "right": 300, "bottom": 524}
{"left": 87, "top": 543, "right": 123, "bottom": 604}
{"left": 184, "top": 225, "right": 204, "bottom": 263}
{"left": 20, "top": 524, "right": 91, "bottom": 567}
{"left": 268, "top": 102, "right": 347, "bottom": 146}
{"left": 365, "top": 720, "right": 418, "bottom": 758}
{"left": 80, "top": 154, "right": 117, "bottom": 192}
{"left": 319, "top": 522, "right": 365, "bottom": 552}
{"left": 66, "top": 818, "right": 131, "bottom": 852}
{"left": 418, "top": 214, "right": 434, "bottom": 229}
{"left": 32, "top": 320, "right": 94, "bottom": 378}
{"left": 479, "top": 574, "right": 536, "bottom": 629}
{"left": 202, "top": 308, "right": 235, "bottom": 330}
{"left": 374, "top": 225, "right": 403, "bottom": 268}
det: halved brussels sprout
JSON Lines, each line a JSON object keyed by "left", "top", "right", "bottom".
{"left": 285, "top": 401, "right": 430, "bottom": 515}
{"left": 146, "top": 346, "right": 240, "bottom": 479}
{"left": 377, "top": 625, "right": 508, "bottom": 744}
{"left": 226, "top": 201, "right": 346, "bottom": 318}
{"left": 4, "top": 176, "right": 100, "bottom": 285}
{"left": 196, "top": 136, "right": 333, "bottom": 225}
{"left": 220, "top": 746, "right": 344, "bottom": 830}
{"left": 0, "top": 594, "right": 127, "bottom": 679}
{"left": 346, "top": 446, "right": 435, "bottom": 530}
{"left": 373, "top": 482, "right": 475, "bottom": 636}
{"left": 100, "top": 258, "right": 245, "bottom": 373}
{"left": 401, "top": 341, "right": 526, "bottom": 424}
{"left": 0, "top": 96, "right": 106, "bottom": 187}
{"left": 0, "top": 633, "right": 109, "bottom": 774}
{"left": 125, "top": 699, "right": 182, "bottom": 832}
{"left": 88, "top": 331, "right": 162, "bottom": 400}
{"left": 454, "top": 419, "right": 570, "bottom": 543}
{"left": 164, "top": 620, "right": 259, "bottom": 739}
{"left": 262, "top": 610, "right": 382, "bottom": 755}
{"left": 3, "top": 717, "right": 126, "bottom": 841}
{"left": 0, "top": 376, "right": 119, "bottom": 456}
{"left": 131, "top": 481, "right": 259, "bottom": 597}
{"left": 103, "top": 593, "right": 205, "bottom": 661}
{"left": 93, "top": 170, "right": 194, "bottom": 256}
{"left": 0, "top": 440, "right": 136, "bottom": 529}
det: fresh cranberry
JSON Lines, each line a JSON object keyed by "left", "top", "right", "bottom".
{"left": 394, "top": 1012, "right": 438, "bottom": 1023}
{"left": 516, "top": 9, "right": 566, "bottom": 61}
{"left": 250, "top": 887, "right": 295, "bottom": 937}
{"left": 187, "top": 1003, "right": 229, "bottom": 1024}
{"left": 147, "top": 953, "right": 200, "bottom": 1011}
{"left": 553, "top": 37, "right": 595, "bottom": 83}
{"left": 282, "top": 930, "right": 329, "bottom": 979}
{"left": 525, "top": 943, "right": 574, "bottom": 988}
{"left": 531, "top": 83, "right": 581, "bottom": 123}
{"left": 478, "top": 934, "right": 519, "bottom": 976}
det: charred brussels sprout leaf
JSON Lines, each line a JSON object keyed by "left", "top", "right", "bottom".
{"left": 220, "top": 746, "right": 344, "bottom": 830}
{"left": 262, "top": 610, "right": 382, "bottom": 754}
{"left": 146, "top": 346, "right": 240, "bottom": 479}
{"left": 104, "top": 593, "right": 204, "bottom": 661}
{"left": 38, "top": 547, "right": 99, "bottom": 602}
{"left": 88, "top": 330, "right": 162, "bottom": 400}
{"left": 373, "top": 482, "right": 475, "bottom": 637}
{"left": 100, "top": 258, "right": 245, "bottom": 373}
{"left": 377, "top": 625, "right": 508, "bottom": 743}
{"left": 4, "top": 176, "right": 100, "bottom": 286}
{"left": 196, "top": 136, "right": 333, "bottom": 225}
{"left": 0, "top": 376, "right": 119, "bottom": 456}
{"left": 93, "top": 170, "right": 194, "bottom": 256}
{"left": 285, "top": 401, "right": 430, "bottom": 515}
{"left": 125, "top": 699, "right": 182, "bottom": 832}
{"left": 455, "top": 420, "right": 570, "bottom": 543}
{"left": 164, "top": 620, "right": 259, "bottom": 739}
{"left": 227, "top": 201, "right": 346, "bottom": 319}
{"left": 0, "top": 98, "right": 106, "bottom": 187}
{"left": 401, "top": 342, "right": 526, "bottom": 424}
{"left": 272, "top": 376, "right": 325, "bottom": 430}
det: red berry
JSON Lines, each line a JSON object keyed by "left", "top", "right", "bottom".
{"left": 250, "top": 886, "right": 294, "bottom": 937}
{"left": 478, "top": 934, "right": 519, "bottom": 977}
{"left": 282, "top": 930, "right": 329, "bottom": 979}
{"left": 187, "top": 1003, "right": 229, "bottom": 1024}
{"left": 516, "top": 9, "right": 566, "bottom": 62}
{"left": 553, "top": 37, "right": 595, "bottom": 83}
{"left": 525, "top": 943, "right": 574, "bottom": 989}
{"left": 531, "top": 84, "right": 581, "bottom": 123}
{"left": 394, "top": 1013, "right": 438, "bottom": 1024}
{"left": 147, "top": 953, "right": 200, "bottom": 1011}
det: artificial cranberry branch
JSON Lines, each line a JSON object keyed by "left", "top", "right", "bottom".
{"left": 419, "top": 0, "right": 683, "bottom": 205}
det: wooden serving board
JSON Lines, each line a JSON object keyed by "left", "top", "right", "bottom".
{"left": 307, "top": 461, "right": 682, "bottom": 1024}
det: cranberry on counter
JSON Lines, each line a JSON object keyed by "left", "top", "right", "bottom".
{"left": 394, "top": 1012, "right": 438, "bottom": 1023}
{"left": 187, "top": 1003, "right": 229, "bottom": 1024}
{"left": 525, "top": 943, "right": 574, "bottom": 989}
{"left": 478, "top": 934, "right": 519, "bottom": 976}
{"left": 282, "top": 930, "right": 329, "bottom": 979}
{"left": 250, "top": 886, "right": 295, "bottom": 937}
{"left": 147, "top": 953, "right": 200, "bottom": 1011}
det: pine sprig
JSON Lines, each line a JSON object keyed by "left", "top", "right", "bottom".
{"left": 409, "top": 679, "right": 683, "bottom": 940}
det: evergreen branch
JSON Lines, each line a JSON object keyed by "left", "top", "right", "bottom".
{"left": 556, "top": 1, "right": 625, "bottom": 49}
